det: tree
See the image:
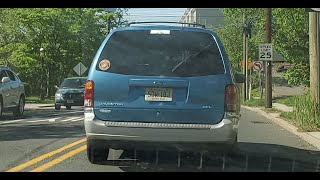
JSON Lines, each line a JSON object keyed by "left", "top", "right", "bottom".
{"left": 216, "top": 8, "right": 309, "bottom": 86}
{"left": 0, "top": 8, "right": 128, "bottom": 98}
{"left": 216, "top": 8, "right": 264, "bottom": 72}
{"left": 272, "top": 8, "right": 309, "bottom": 86}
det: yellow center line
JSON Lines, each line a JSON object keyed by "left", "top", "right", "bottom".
{"left": 5, "top": 138, "right": 87, "bottom": 172}
{"left": 30, "top": 145, "right": 87, "bottom": 172}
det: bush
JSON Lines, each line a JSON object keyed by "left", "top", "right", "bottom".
{"left": 291, "top": 92, "right": 320, "bottom": 131}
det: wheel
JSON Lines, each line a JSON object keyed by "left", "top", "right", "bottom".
{"left": 66, "top": 105, "right": 71, "bottom": 110}
{"left": 55, "top": 104, "right": 61, "bottom": 110}
{"left": 87, "top": 139, "right": 109, "bottom": 164}
{"left": 13, "top": 95, "right": 25, "bottom": 117}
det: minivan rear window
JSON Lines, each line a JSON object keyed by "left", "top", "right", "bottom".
{"left": 60, "top": 78, "right": 87, "bottom": 88}
{"left": 96, "top": 30, "right": 225, "bottom": 77}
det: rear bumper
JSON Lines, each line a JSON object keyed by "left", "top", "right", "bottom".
{"left": 84, "top": 108, "right": 239, "bottom": 151}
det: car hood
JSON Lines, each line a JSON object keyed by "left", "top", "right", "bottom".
{"left": 56, "top": 88, "right": 84, "bottom": 94}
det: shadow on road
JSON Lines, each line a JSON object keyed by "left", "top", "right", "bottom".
{"left": 0, "top": 107, "right": 83, "bottom": 121}
{"left": 97, "top": 142, "right": 320, "bottom": 172}
{"left": 0, "top": 113, "right": 32, "bottom": 121}
{"left": 0, "top": 121, "right": 85, "bottom": 141}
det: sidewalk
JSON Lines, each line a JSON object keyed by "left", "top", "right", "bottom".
{"left": 25, "top": 103, "right": 54, "bottom": 110}
{"left": 242, "top": 103, "right": 320, "bottom": 150}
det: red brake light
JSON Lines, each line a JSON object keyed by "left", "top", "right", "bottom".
{"left": 225, "top": 84, "right": 237, "bottom": 112}
{"left": 84, "top": 80, "right": 94, "bottom": 108}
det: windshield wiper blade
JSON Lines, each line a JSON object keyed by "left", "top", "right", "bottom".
{"left": 171, "top": 45, "right": 211, "bottom": 72}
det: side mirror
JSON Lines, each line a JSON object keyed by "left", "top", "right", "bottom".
{"left": 54, "top": 85, "right": 59, "bottom": 89}
{"left": 235, "top": 73, "right": 246, "bottom": 83}
{"left": 2, "top": 77, "right": 10, "bottom": 84}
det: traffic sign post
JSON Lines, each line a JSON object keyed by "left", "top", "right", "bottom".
{"left": 258, "top": 42, "right": 273, "bottom": 107}
{"left": 253, "top": 61, "right": 264, "bottom": 100}
{"left": 240, "top": 58, "right": 254, "bottom": 101}
{"left": 73, "top": 62, "right": 87, "bottom": 76}
{"left": 240, "top": 59, "right": 253, "bottom": 69}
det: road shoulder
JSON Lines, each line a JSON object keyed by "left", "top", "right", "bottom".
{"left": 242, "top": 105, "right": 320, "bottom": 150}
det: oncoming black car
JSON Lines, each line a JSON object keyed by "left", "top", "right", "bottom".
{"left": 54, "top": 77, "right": 87, "bottom": 110}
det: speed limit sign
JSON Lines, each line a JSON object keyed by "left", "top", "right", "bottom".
{"left": 259, "top": 43, "right": 273, "bottom": 61}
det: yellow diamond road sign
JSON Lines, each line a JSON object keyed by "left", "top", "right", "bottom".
{"left": 240, "top": 59, "right": 253, "bottom": 69}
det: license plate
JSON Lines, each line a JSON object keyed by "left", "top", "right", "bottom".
{"left": 145, "top": 88, "right": 173, "bottom": 101}
{"left": 67, "top": 100, "right": 74, "bottom": 103}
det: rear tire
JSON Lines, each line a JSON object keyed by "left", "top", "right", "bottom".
{"left": 13, "top": 96, "right": 25, "bottom": 117}
{"left": 87, "top": 139, "right": 109, "bottom": 164}
{"left": 228, "top": 135, "right": 238, "bottom": 155}
{"left": 0, "top": 98, "right": 3, "bottom": 118}
{"left": 66, "top": 105, "right": 71, "bottom": 110}
{"left": 55, "top": 104, "right": 61, "bottom": 110}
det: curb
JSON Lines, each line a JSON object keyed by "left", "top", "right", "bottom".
{"left": 24, "top": 103, "right": 54, "bottom": 109}
{"left": 241, "top": 105, "right": 320, "bottom": 150}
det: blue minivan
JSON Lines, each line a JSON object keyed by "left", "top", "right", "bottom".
{"left": 84, "top": 22, "right": 245, "bottom": 164}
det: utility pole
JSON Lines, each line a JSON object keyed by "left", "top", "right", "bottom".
{"left": 265, "top": 8, "right": 272, "bottom": 108}
{"left": 318, "top": 12, "right": 320, "bottom": 107}
{"left": 245, "top": 28, "right": 249, "bottom": 101}
{"left": 39, "top": 47, "right": 45, "bottom": 100}
{"left": 242, "top": 14, "right": 252, "bottom": 102}
{"left": 242, "top": 13, "right": 247, "bottom": 102}
{"left": 309, "top": 12, "right": 319, "bottom": 105}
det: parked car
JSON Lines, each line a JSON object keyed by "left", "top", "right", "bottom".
{"left": 54, "top": 77, "right": 87, "bottom": 110}
{"left": 0, "top": 66, "right": 26, "bottom": 117}
{"left": 84, "top": 22, "right": 246, "bottom": 164}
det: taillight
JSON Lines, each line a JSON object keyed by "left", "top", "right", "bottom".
{"left": 225, "top": 84, "right": 237, "bottom": 112}
{"left": 84, "top": 80, "right": 94, "bottom": 108}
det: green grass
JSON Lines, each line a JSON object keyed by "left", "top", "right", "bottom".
{"left": 242, "top": 92, "right": 320, "bottom": 132}
{"left": 251, "top": 88, "right": 260, "bottom": 98}
{"left": 242, "top": 98, "right": 264, "bottom": 107}
{"left": 264, "top": 107, "right": 282, "bottom": 113}
{"left": 291, "top": 93, "right": 320, "bottom": 131}
{"left": 274, "top": 96, "right": 296, "bottom": 107}
{"left": 26, "top": 96, "right": 54, "bottom": 104}
{"left": 278, "top": 93, "right": 320, "bottom": 132}
{"left": 279, "top": 112, "right": 308, "bottom": 132}
{"left": 280, "top": 112, "right": 295, "bottom": 122}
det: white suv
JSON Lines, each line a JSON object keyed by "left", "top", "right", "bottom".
{"left": 0, "top": 67, "right": 26, "bottom": 117}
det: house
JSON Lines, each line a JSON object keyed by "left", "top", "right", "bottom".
{"left": 180, "top": 8, "right": 286, "bottom": 63}
{"left": 179, "top": 8, "right": 224, "bottom": 30}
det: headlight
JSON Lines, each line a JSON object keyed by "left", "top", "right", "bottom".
{"left": 55, "top": 93, "right": 62, "bottom": 99}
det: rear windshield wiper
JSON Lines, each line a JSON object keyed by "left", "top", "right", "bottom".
{"left": 171, "top": 45, "right": 211, "bottom": 72}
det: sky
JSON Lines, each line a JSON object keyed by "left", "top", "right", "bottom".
{"left": 123, "top": 8, "right": 187, "bottom": 23}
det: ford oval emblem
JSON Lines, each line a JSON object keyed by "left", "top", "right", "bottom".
{"left": 154, "top": 81, "right": 165, "bottom": 86}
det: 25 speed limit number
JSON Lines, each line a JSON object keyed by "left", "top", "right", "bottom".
{"left": 259, "top": 44, "right": 272, "bottom": 61}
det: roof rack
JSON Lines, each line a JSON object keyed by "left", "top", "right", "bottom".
{"left": 127, "top": 21, "right": 206, "bottom": 28}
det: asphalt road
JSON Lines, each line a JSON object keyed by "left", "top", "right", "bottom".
{"left": 1, "top": 105, "right": 320, "bottom": 172}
